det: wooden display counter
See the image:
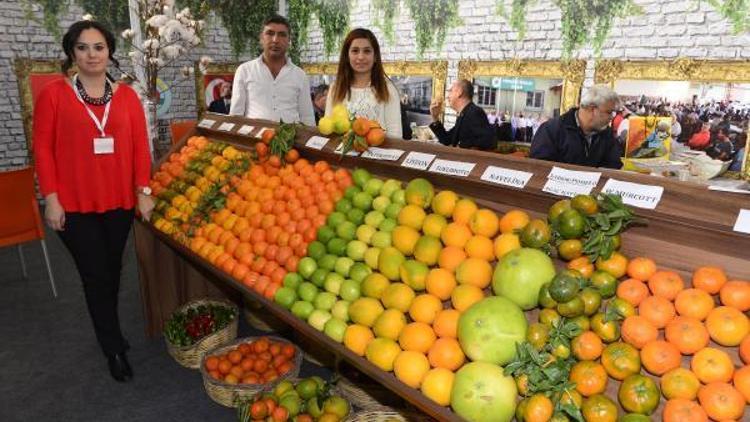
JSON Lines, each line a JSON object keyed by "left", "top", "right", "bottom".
{"left": 135, "top": 113, "right": 749, "bottom": 421}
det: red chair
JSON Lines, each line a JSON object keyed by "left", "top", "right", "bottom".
{"left": 170, "top": 120, "right": 196, "bottom": 146}
{"left": 0, "top": 167, "right": 57, "bottom": 297}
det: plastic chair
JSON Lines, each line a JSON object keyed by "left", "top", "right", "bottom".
{"left": 0, "top": 167, "right": 57, "bottom": 297}
{"left": 170, "top": 120, "right": 196, "bottom": 146}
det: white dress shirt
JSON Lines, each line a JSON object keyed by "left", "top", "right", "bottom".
{"left": 229, "top": 55, "right": 316, "bottom": 126}
{"left": 324, "top": 81, "right": 403, "bottom": 138}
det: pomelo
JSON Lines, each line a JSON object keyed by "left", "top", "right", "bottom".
{"left": 492, "top": 248, "right": 556, "bottom": 310}
{"left": 457, "top": 296, "right": 527, "bottom": 365}
{"left": 451, "top": 362, "right": 517, "bottom": 422}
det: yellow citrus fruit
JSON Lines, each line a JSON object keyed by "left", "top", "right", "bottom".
{"left": 381, "top": 283, "right": 416, "bottom": 313}
{"left": 421, "top": 368, "right": 455, "bottom": 406}
{"left": 432, "top": 309, "right": 461, "bottom": 338}
{"left": 361, "top": 272, "right": 390, "bottom": 299}
{"left": 372, "top": 309, "right": 408, "bottom": 341}
{"left": 343, "top": 324, "right": 374, "bottom": 356}
{"left": 392, "top": 225, "right": 420, "bottom": 255}
{"left": 409, "top": 294, "right": 443, "bottom": 324}
{"left": 494, "top": 233, "right": 521, "bottom": 259}
{"left": 398, "top": 204, "right": 426, "bottom": 231}
{"left": 425, "top": 268, "right": 457, "bottom": 300}
{"left": 499, "top": 209, "right": 530, "bottom": 234}
{"left": 394, "top": 351, "right": 431, "bottom": 388}
{"left": 452, "top": 198, "right": 478, "bottom": 225}
{"left": 413, "top": 235, "right": 443, "bottom": 266}
{"left": 455, "top": 258, "right": 493, "bottom": 289}
{"left": 469, "top": 208, "right": 500, "bottom": 238}
{"left": 428, "top": 337, "right": 466, "bottom": 371}
{"left": 348, "top": 297, "right": 385, "bottom": 327}
{"left": 422, "top": 213, "right": 448, "bottom": 238}
{"left": 365, "top": 337, "right": 402, "bottom": 371}
{"left": 399, "top": 322, "right": 437, "bottom": 353}
{"left": 440, "top": 223, "right": 472, "bottom": 249}
{"left": 438, "top": 246, "right": 467, "bottom": 272}
{"left": 431, "top": 190, "right": 458, "bottom": 217}
{"left": 464, "top": 235, "right": 495, "bottom": 261}
{"left": 451, "top": 284, "right": 485, "bottom": 312}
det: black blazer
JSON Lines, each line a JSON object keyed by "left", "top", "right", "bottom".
{"left": 208, "top": 98, "right": 230, "bottom": 114}
{"left": 429, "top": 102, "right": 496, "bottom": 150}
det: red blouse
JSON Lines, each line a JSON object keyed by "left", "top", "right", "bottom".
{"left": 33, "top": 79, "right": 151, "bottom": 213}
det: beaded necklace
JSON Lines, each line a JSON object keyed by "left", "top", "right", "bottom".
{"left": 75, "top": 76, "right": 112, "bottom": 106}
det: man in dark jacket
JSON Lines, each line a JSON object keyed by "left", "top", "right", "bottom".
{"left": 531, "top": 85, "right": 622, "bottom": 169}
{"left": 428, "top": 79, "right": 496, "bottom": 150}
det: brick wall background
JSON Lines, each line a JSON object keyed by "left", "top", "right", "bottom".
{"left": 1, "top": 0, "right": 748, "bottom": 170}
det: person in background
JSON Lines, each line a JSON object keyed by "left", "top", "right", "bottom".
{"left": 400, "top": 94, "right": 413, "bottom": 140}
{"left": 33, "top": 20, "right": 153, "bottom": 382}
{"left": 487, "top": 109, "right": 498, "bottom": 125}
{"left": 531, "top": 84, "right": 622, "bottom": 169}
{"left": 688, "top": 121, "right": 711, "bottom": 150}
{"left": 428, "top": 79, "right": 495, "bottom": 150}
{"left": 325, "top": 28, "right": 402, "bottom": 137}
{"left": 729, "top": 136, "right": 746, "bottom": 171}
{"left": 525, "top": 114, "right": 535, "bottom": 142}
{"left": 706, "top": 127, "right": 735, "bottom": 161}
{"left": 230, "top": 14, "right": 315, "bottom": 126}
{"left": 207, "top": 80, "right": 232, "bottom": 114}
{"left": 311, "top": 83, "right": 329, "bottom": 124}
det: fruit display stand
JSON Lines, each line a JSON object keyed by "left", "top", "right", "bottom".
{"left": 134, "top": 112, "right": 750, "bottom": 421}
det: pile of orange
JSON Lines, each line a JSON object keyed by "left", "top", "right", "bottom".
{"left": 615, "top": 258, "right": 749, "bottom": 421}
{"left": 190, "top": 158, "right": 352, "bottom": 299}
{"left": 204, "top": 337, "right": 297, "bottom": 385}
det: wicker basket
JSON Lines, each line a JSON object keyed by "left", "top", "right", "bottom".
{"left": 336, "top": 376, "right": 399, "bottom": 411}
{"left": 200, "top": 336, "right": 303, "bottom": 408}
{"left": 344, "top": 410, "right": 432, "bottom": 422}
{"left": 165, "top": 299, "right": 239, "bottom": 369}
{"left": 243, "top": 298, "right": 288, "bottom": 333}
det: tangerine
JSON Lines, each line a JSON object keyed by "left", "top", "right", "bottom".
{"left": 617, "top": 278, "right": 650, "bottom": 307}
{"left": 691, "top": 347, "right": 734, "bottom": 384}
{"left": 437, "top": 246, "right": 466, "bottom": 272}
{"left": 661, "top": 367, "right": 701, "bottom": 400}
{"left": 572, "top": 331, "right": 604, "bottom": 361}
{"left": 420, "top": 368, "right": 454, "bottom": 406}
{"left": 638, "top": 295, "right": 676, "bottom": 329}
{"left": 662, "top": 398, "right": 707, "bottom": 422}
{"left": 692, "top": 266, "right": 727, "bottom": 294}
{"left": 719, "top": 280, "right": 750, "bottom": 311}
{"left": 626, "top": 257, "right": 657, "bottom": 281}
{"left": 432, "top": 309, "right": 460, "bottom": 338}
{"left": 697, "top": 382, "right": 746, "bottom": 421}
{"left": 570, "top": 361, "right": 608, "bottom": 397}
{"left": 732, "top": 365, "right": 750, "bottom": 403}
{"left": 393, "top": 351, "right": 430, "bottom": 388}
{"left": 499, "top": 209, "right": 530, "bottom": 234}
{"left": 408, "top": 294, "right": 443, "bottom": 324}
{"left": 647, "top": 270, "right": 684, "bottom": 301}
{"left": 674, "top": 288, "right": 715, "bottom": 321}
{"left": 425, "top": 268, "right": 456, "bottom": 301}
{"left": 427, "top": 338, "right": 465, "bottom": 371}
{"left": 664, "top": 316, "right": 709, "bottom": 355}
{"left": 640, "top": 340, "right": 681, "bottom": 376}
{"left": 468, "top": 208, "right": 499, "bottom": 238}
{"left": 621, "top": 315, "right": 658, "bottom": 349}
{"left": 705, "top": 305, "right": 749, "bottom": 346}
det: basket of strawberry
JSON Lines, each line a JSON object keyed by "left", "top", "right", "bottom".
{"left": 164, "top": 298, "right": 239, "bottom": 368}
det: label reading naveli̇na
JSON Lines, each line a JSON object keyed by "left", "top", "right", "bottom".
{"left": 480, "top": 166, "right": 533, "bottom": 189}
{"left": 542, "top": 166, "right": 601, "bottom": 197}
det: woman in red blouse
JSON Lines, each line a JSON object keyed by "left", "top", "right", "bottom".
{"left": 33, "top": 20, "right": 153, "bottom": 382}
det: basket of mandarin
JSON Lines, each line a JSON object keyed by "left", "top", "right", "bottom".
{"left": 164, "top": 298, "right": 238, "bottom": 369}
{"left": 200, "top": 336, "right": 302, "bottom": 408}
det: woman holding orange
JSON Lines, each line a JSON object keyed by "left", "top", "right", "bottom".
{"left": 33, "top": 20, "right": 153, "bottom": 382}
{"left": 325, "top": 28, "right": 402, "bottom": 138}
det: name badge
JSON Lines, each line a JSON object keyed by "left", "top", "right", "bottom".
{"left": 94, "top": 137, "right": 114, "bottom": 154}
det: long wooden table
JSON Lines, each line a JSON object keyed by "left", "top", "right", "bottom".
{"left": 135, "top": 114, "right": 749, "bottom": 421}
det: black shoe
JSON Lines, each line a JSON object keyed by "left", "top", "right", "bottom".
{"left": 107, "top": 352, "right": 133, "bottom": 382}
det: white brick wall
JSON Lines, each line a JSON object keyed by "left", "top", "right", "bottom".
{"left": 1, "top": 0, "right": 748, "bottom": 169}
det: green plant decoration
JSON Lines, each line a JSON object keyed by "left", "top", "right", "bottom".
{"left": 706, "top": 0, "right": 750, "bottom": 33}
{"left": 21, "top": 0, "right": 69, "bottom": 38}
{"left": 555, "top": 0, "right": 642, "bottom": 58}
{"left": 176, "top": 0, "right": 213, "bottom": 20}
{"left": 497, "top": 0, "right": 535, "bottom": 39}
{"left": 371, "top": 0, "right": 400, "bottom": 44}
{"left": 288, "top": 0, "right": 314, "bottom": 63}
{"left": 404, "top": 0, "right": 461, "bottom": 58}
{"left": 216, "top": 0, "right": 277, "bottom": 58}
{"left": 316, "top": 0, "right": 351, "bottom": 57}
{"left": 77, "top": 0, "right": 131, "bottom": 33}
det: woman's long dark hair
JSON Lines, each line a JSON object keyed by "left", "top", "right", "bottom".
{"left": 332, "top": 28, "right": 390, "bottom": 104}
{"left": 61, "top": 20, "right": 119, "bottom": 78}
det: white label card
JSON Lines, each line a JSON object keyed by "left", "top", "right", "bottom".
{"left": 401, "top": 151, "right": 436, "bottom": 170}
{"left": 428, "top": 159, "right": 476, "bottom": 177}
{"left": 542, "top": 166, "right": 602, "bottom": 197}
{"left": 305, "top": 135, "right": 329, "bottom": 150}
{"left": 334, "top": 142, "right": 360, "bottom": 156}
{"left": 218, "top": 122, "right": 235, "bottom": 132}
{"left": 601, "top": 178, "right": 664, "bottom": 210}
{"left": 198, "top": 119, "right": 216, "bottom": 129}
{"left": 733, "top": 209, "right": 750, "bottom": 234}
{"left": 480, "top": 166, "right": 534, "bottom": 189}
{"left": 93, "top": 137, "right": 114, "bottom": 154}
{"left": 237, "top": 125, "right": 254, "bottom": 135}
{"left": 361, "top": 147, "right": 405, "bottom": 161}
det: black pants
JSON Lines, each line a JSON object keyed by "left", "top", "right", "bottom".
{"left": 58, "top": 208, "right": 134, "bottom": 357}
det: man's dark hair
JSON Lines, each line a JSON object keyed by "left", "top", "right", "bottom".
{"left": 262, "top": 14, "right": 291, "bottom": 33}
{"left": 457, "top": 79, "right": 473, "bottom": 100}
{"left": 313, "top": 84, "right": 329, "bottom": 100}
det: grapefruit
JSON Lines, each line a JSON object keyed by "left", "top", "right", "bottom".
{"left": 451, "top": 362, "right": 517, "bottom": 422}
{"left": 457, "top": 296, "right": 527, "bottom": 365}
{"left": 492, "top": 248, "right": 556, "bottom": 310}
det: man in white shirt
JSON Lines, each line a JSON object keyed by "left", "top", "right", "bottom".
{"left": 229, "top": 15, "right": 316, "bottom": 126}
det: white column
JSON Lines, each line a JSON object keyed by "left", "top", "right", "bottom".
{"left": 128, "top": 0, "right": 154, "bottom": 157}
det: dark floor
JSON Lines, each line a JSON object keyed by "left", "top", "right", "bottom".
{"left": 0, "top": 227, "right": 330, "bottom": 422}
